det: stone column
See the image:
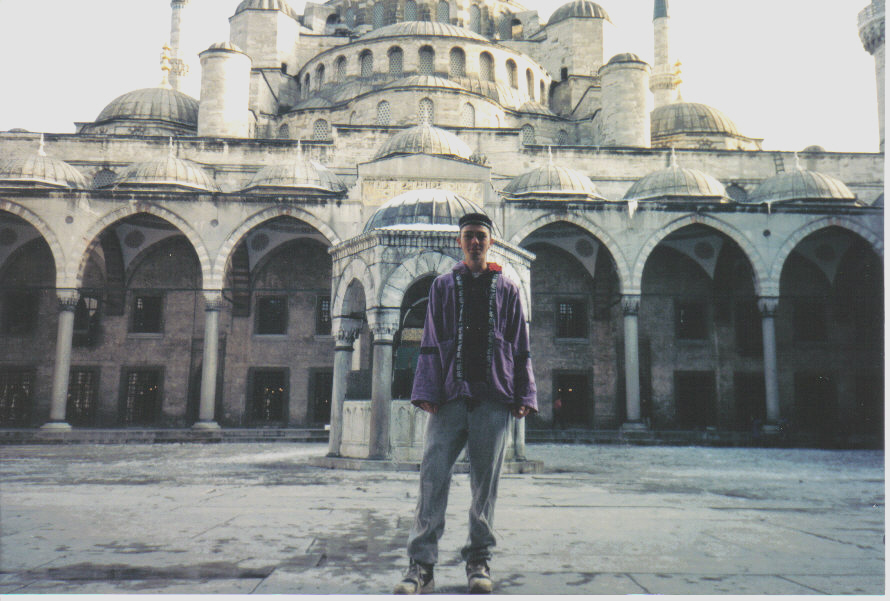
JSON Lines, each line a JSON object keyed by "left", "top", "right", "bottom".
{"left": 621, "top": 294, "right": 646, "bottom": 430}
{"left": 367, "top": 308, "right": 399, "bottom": 460}
{"left": 42, "top": 290, "right": 80, "bottom": 430}
{"left": 193, "top": 291, "right": 224, "bottom": 430}
{"left": 758, "top": 297, "right": 782, "bottom": 429}
{"left": 327, "top": 319, "right": 360, "bottom": 457}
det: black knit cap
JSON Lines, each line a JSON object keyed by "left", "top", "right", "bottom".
{"left": 458, "top": 212, "right": 493, "bottom": 231}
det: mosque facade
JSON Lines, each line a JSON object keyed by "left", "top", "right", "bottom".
{"left": 0, "top": 0, "right": 883, "bottom": 452}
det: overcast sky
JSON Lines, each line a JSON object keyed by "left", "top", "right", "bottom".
{"left": 0, "top": 0, "right": 880, "bottom": 152}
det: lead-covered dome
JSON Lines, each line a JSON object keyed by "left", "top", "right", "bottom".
{"left": 624, "top": 152, "right": 727, "bottom": 202}
{"left": 748, "top": 163, "right": 857, "bottom": 205}
{"left": 110, "top": 154, "right": 219, "bottom": 192}
{"left": 548, "top": 0, "right": 611, "bottom": 25}
{"left": 373, "top": 124, "right": 473, "bottom": 161}
{"left": 0, "top": 141, "right": 88, "bottom": 189}
{"left": 504, "top": 161, "right": 604, "bottom": 200}
{"left": 243, "top": 145, "right": 346, "bottom": 193}
{"left": 651, "top": 102, "right": 740, "bottom": 137}
{"left": 234, "top": 0, "right": 298, "bottom": 19}
{"left": 364, "top": 189, "right": 496, "bottom": 234}
{"left": 359, "top": 21, "right": 488, "bottom": 42}
{"left": 94, "top": 87, "right": 199, "bottom": 129}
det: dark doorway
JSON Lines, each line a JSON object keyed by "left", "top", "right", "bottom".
{"left": 248, "top": 368, "right": 288, "bottom": 425}
{"left": 674, "top": 371, "right": 716, "bottom": 429}
{"left": 733, "top": 372, "right": 766, "bottom": 430}
{"left": 393, "top": 276, "right": 435, "bottom": 400}
{"left": 0, "top": 367, "right": 35, "bottom": 426}
{"left": 553, "top": 373, "right": 590, "bottom": 427}
{"left": 120, "top": 368, "right": 162, "bottom": 426}
{"left": 310, "top": 370, "right": 333, "bottom": 424}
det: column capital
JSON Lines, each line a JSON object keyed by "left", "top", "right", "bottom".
{"left": 57, "top": 289, "right": 80, "bottom": 312}
{"left": 621, "top": 294, "right": 641, "bottom": 316}
{"left": 758, "top": 296, "right": 780, "bottom": 317}
{"left": 367, "top": 307, "right": 400, "bottom": 344}
{"left": 202, "top": 291, "right": 226, "bottom": 312}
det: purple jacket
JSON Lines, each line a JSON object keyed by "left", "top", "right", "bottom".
{"left": 411, "top": 261, "right": 537, "bottom": 412}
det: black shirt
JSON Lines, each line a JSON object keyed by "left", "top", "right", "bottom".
{"left": 462, "top": 270, "right": 493, "bottom": 384}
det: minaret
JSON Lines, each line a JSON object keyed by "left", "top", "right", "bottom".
{"left": 168, "top": 0, "right": 190, "bottom": 91}
{"left": 650, "top": 0, "right": 681, "bottom": 108}
{"left": 858, "top": 0, "right": 885, "bottom": 151}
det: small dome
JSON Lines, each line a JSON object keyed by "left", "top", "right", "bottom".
{"left": 244, "top": 146, "right": 346, "bottom": 193}
{"left": 802, "top": 145, "right": 826, "bottom": 153}
{"left": 373, "top": 124, "right": 473, "bottom": 161}
{"left": 454, "top": 77, "right": 523, "bottom": 108}
{"left": 748, "top": 164, "right": 856, "bottom": 205}
{"left": 95, "top": 87, "right": 199, "bottom": 128}
{"left": 606, "top": 52, "right": 645, "bottom": 65}
{"left": 359, "top": 21, "right": 488, "bottom": 43}
{"left": 112, "top": 155, "right": 219, "bottom": 192}
{"left": 6, "top": 128, "right": 30, "bottom": 133}
{"left": 234, "top": 0, "right": 298, "bottom": 19}
{"left": 548, "top": 1, "right": 611, "bottom": 25}
{"left": 624, "top": 153, "right": 727, "bottom": 202}
{"left": 364, "top": 189, "right": 495, "bottom": 234}
{"left": 0, "top": 146, "right": 88, "bottom": 189}
{"left": 202, "top": 41, "right": 245, "bottom": 54}
{"left": 651, "top": 102, "right": 740, "bottom": 137}
{"left": 504, "top": 161, "right": 603, "bottom": 200}
{"left": 517, "top": 101, "right": 555, "bottom": 116}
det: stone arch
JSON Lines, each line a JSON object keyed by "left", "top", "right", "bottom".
{"left": 70, "top": 202, "right": 211, "bottom": 291}
{"left": 378, "top": 251, "right": 455, "bottom": 307}
{"left": 0, "top": 200, "right": 65, "bottom": 289}
{"left": 769, "top": 217, "right": 883, "bottom": 296}
{"left": 509, "top": 212, "right": 631, "bottom": 294}
{"left": 211, "top": 206, "right": 340, "bottom": 290}
{"left": 332, "top": 256, "right": 375, "bottom": 318}
{"left": 632, "top": 214, "right": 768, "bottom": 296}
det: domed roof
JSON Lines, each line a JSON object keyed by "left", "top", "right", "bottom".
{"left": 111, "top": 153, "right": 219, "bottom": 192}
{"left": 607, "top": 52, "right": 645, "bottom": 66}
{"left": 373, "top": 124, "right": 473, "bottom": 161}
{"left": 454, "top": 77, "right": 523, "bottom": 108}
{"left": 364, "top": 189, "right": 494, "bottom": 233}
{"left": 651, "top": 102, "right": 741, "bottom": 137}
{"left": 802, "top": 144, "right": 826, "bottom": 153}
{"left": 243, "top": 144, "right": 346, "bottom": 193}
{"left": 504, "top": 158, "right": 603, "bottom": 200}
{"left": 234, "top": 0, "right": 298, "bottom": 19}
{"left": 202, "top": 41, "right": 245, "bottom": 54}
{"left": 360, "top": 21, "right": 488, "bottom": 43}
{"left": 624, "top": 151, "right": 727, "bottom": 202}
{"left": 748, "top": 161, "right": 856, "bottom": 205}
{"left": 0, "top": 139, "right": 88, "bottom": 189}
{"left": 95, "top": 87, "right": 199, "bottom": 128}
{"left": 518, "top": 101, "right": 555, "bottom": 116}
{"left": 384, "top": 75, "right": 467, "bottom": 92}
{"left": 548, "top": 1, "right": 611, "bottom": 25}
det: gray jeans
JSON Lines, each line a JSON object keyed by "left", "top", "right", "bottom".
{"left": 406, "top": 398, "right": 511, "bottom": 565}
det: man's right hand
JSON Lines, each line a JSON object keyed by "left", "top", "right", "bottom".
{"left": 417, "top": 401, "right": 439, "bottom": 415}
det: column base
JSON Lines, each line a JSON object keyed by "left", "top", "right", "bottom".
{"left": 761, "top": 424, "right": 782, "bottom": 435}
{"left": 619, "top": 421, "right": 648, "bottom": 432}
{"left": 191, "top": 421, "right": 221, "bottom": 431}
{"left": 39, "top": 421, "right": 72, "bottom": 431}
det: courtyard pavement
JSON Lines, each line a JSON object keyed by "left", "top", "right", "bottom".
{"left": 0, "top": 442, "right": 884, "bottom": 596}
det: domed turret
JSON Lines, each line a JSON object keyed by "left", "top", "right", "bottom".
{"left": 243, "top": 143, "right": 346, "bottom": 193}
{"left": 748, "top": 157, "right": 857, "bottom": 205}
{"left": 364, "top": 189, "right": 496, "bottom": 234}
{"left": 373, "top": 124, "right": 473, "bottom": 161}
{"left": 0, "top": 136, "right": 88, "bottom": 189}
{"left": 548, "top": 0, "right": 612, "bottom": 25}
{"left": 624, "top": 150, "right": 727, "bottom": 202}
{"left": 504, "top": 153, "right": 603, "bottom": 200}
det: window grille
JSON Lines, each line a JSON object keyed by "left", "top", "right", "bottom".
{"left": 122, "top": 368, "right": 161, "bottom": 426}
{"left": 313, "top": 119, "right": 331, "bottom": 140}
{"left": 73, "top": 295, "right": 100, "bottom": 347}
{"left": 315, "top": 64, "right": 325, "bottom": 88}
{"left": 377, "top": 100, "right": 392, "bottom": 125}
{"left": 461, "top": 102, "right": 475, "bottom": 127}
{"left": 540, "top": 80, "right": 546, "bottom": 103}
{"left": 0, "top": 367, "right": 33, "bottom": 426}
{"left": 418, "top": 98, "right": 434, "bottom": 124}
{"left": 316, "top": 296, "right": 332, "bottom": 335}
{"left": 249, "top": 369, "right": 287, "bottom": 423}
{"left": 304, "top": 74, "right": 310, "bottom": 97}
{"left": 256, "top": 296, "right": 288, "bottom": 335}
{"left": 557, "top": 300, "right": 587, "bottom": 338}
{"left": 498, "top": 15, "right": 512, "bottom": 39}
{"left": 67, "top": 368, "right": 98, "bottom": 426}
{"left": 526, "top": 69, "right": 534, "bottom": 98}
{"left": 310, "top": 370, "right": 333, "bottom": 423}
{"left": 449, "top": 47, "right": 465, "bottom": 78}
{"left": 373, "top": 2, "right": 384, "bottom": 28}
{"left": 92, "top": 169, "right": 116, "bottom": 188}
{"left": 346, "top": 7, "right": 356, "bottom": 27}
{"left": 360, "top": 51, "right": 374, "bottom": 78}
{"left": 278, "top": 124, "right": 290, "bottom": 139}
{"left": 388, "top": 47, "right": 403, "bottom": 76}
{"left": 480, "top": 52, "right": 494, "bottom": 81}
{"left": 405, "top": 0, "right": 417, "bottom": 21}
{"left": 507, "top": 59, "right": 517, "bottom": 88}
{"left": 336, "top": 56, "right": 347, "bottom": 81}
{"left": 419, "top": 46, "right": 434, "bottom": 75}
{"left": 436, "top": 0, "right": 450, "bottom": 23}
{"left": 521, "top": 124, "right": 535, "bottom": 145}
{"left": 469, "top": 4, "right": 481, "bottom": 32}
{"left": 557, "top": 129, "right": 569, "bottom": 145}
{"left": 131, "top": 294, "right": 163, "bottom": 333}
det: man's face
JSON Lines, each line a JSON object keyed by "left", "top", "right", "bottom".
{"left": 457, "top": 224, "right": 492, "bottom": 264}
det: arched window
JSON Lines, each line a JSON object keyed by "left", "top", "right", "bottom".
{"left": 521, "top": 124, "right": 535, "bottom": 145}
{"left": 315, "top": 64, "right": 325, "bottom": 89}
{"left": 360, "top": 50, "right": 374, "bottom": 78}
{"left": 92, "top": 168, "right": 116, "bottom": 188}
{"left": 418, "top": 46, "right": 434, "bottom": 75}
{"left": 449, "top": 47, "right": 466, "bottom": 78}
{"left": 557, "top": 129, "right": 569, "bottom": 145}
{"left": 377, "top": 101, "right": 392, "bottom": 125}
{"left": 336, "top": 56, "right": 347, "bottom": 82}
{"left": 373, "top": 2, "right": 384, "bottom": 28}
{"left": 405, "top": 0, "right": 417, "bottom": 21}
{"left": 540, "top": 80, "right": 546, "bottom": 103}
{"left": 303, "top": 73, "right": 311, "bottom": 97}
{"left": 418, "top": 97, "right": 434, "bottom": 124}
{"left": 498, "top": 15, "right": 512, "bottom": 39}
{"left": 506, "top": 59, "right": 517, "bottom": 88}
{"left": 313, "top": 119, "right": 331, "bottom": 141}
{"left": 526, "top": 68, "right": 534, "bottom": 98}
{"left": 461, "top": 103, "right": 475, "bottom": 127}
{"left": 346, "top": 8, "right": 356, "bottom": 27}
{"left": 469, "top": 4, "right": 481, "bottom": 33}
{"left": 388, "top": 46, "right": 404, "bottom": 76}
{"left": 436, "top": 0, "right": 450, "bottom": 23}
{"left": 278, "top": 124, "right": 290, "bottom": 139}
{"left": 479, "top": 52, "right": 494, "bottom": 82}
{"left": 511, "top": 18, "right": 523, "bottom": 40}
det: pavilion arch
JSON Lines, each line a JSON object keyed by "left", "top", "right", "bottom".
{"left": 510, "top": 212, "right": 631, "bottom": 294}
{"left": 332, "top": 256, "right": 375, "bottom": 318}
{"left": 769, "top": 217, "right": 883, "bottom": 296}
{"left": 378, "top": 251, "right": 456, "bottom": 308}
{"left": 210, "top": 206, "right": 341, "bottom": 290}
{"left": 0, "top": 201, "right": 65, "bottom": 289}
{"left": 632, "top": 214, "right": 768, "bottom": 296}
{"left": 70, "top": 203, "right": 211, "bottom": 291}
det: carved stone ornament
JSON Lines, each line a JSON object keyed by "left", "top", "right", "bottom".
{"left": 335, "top": 327, "right": 361, "bottom": 348}
{"left": 203, "top": 291, "right": 226, "bottom": 311}
{"left": 57, "top": 290, "right": 80, "bottom": 312}
{"left": 621, "top": 295, "right": 641, "bottom": 316}
{"left": 757, "top": 296, "right": 780, "bottom": 318}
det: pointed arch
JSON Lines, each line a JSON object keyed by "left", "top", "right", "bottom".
{"left": 378, "top": 251, "right": 455, "bottom": 307}
{"left": 332, "top": 256, "right": 375, "bottom": 318}
{"left": 0, "top": 200, "right": 65, "bottom": 289}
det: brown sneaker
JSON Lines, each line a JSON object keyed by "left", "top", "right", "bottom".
{"left": 393, "top": 559, "right": 434, "bottom": 594}
{"left": 466, "top": 559, "right": 492, "bottom": 594}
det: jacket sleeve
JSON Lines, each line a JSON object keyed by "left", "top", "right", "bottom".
{"left": 411, "top": 278, "right": 444, "bottom": 406}
{"left": 509, "top": 286, "right": 537, "bottom": 411}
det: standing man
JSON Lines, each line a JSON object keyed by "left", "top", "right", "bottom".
{"left": 394, "top": 213, "right": 537, "bottom": 594}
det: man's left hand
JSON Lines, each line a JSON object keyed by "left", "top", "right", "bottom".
{"left": 512, "top": 405, "right": 531, "bottom": 419}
